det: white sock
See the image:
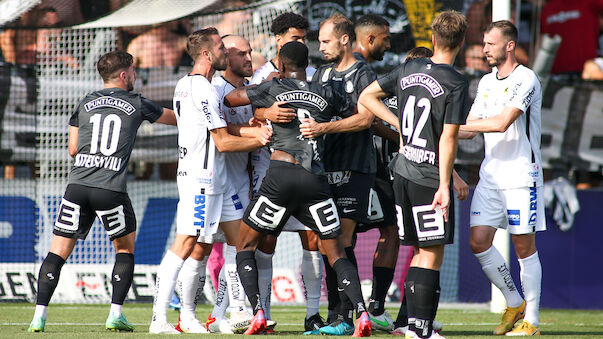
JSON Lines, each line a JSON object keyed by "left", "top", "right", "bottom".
{"left": 224, "top": 245, "right": 247, "bottom": 316}
{"left": 519, "top": 251, "right": 542, "bottom": 327}
{"left": 255, "top": 249, "right": 273, "bottom": 319}
{"left": 152, "top": 250, "right": 184, "bottom": 323}
{"left": 178, "top": 256, "right": 207, "bottom": 320}
{"left": 302, "top": 249, "right": 323, "bottom": 318}
{"left": 109, "top": 303, "right": 122, "bottom": 317}
{"left": 211, "top": 264, "right": 229, "bottom": 319}
{"left": 475, "top": 246, "right": 523, "bottom": 308}
{"left": 33, "top": 305, "right": 47, "bottom": 320}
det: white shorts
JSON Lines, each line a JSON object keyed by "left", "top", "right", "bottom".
{"left": 470, "top": 184, "right": 547, "bottom": 234}
{"left": 176, "top": 183, "right": 248, "bottom": 240}
{"left": 196, "top": 184, "right": 251, "bottom": 244}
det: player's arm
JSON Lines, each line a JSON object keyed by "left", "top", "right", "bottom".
{"left": 254, "top": 102, "right": 295, "bottom": 123}
{"left": 432, "top": 123, "right": 460, "bottom": 222}
{"left": 224, "top": 87, "right": 251, "bottom": 107}
{"left": 452, "top": 169, "right": 468, "bottom": 201}
{"left": 457, "top": 113, "right": 478, "bottom": 139}
{"left": 210, "top": 127, "right": 269, "bottom": 152}
{"left": 68, "top": 126, "right": 78, "bottom": 158}
{"left": 460, "top": 106, "right": 523, "bottom": 133}
{"left": 299, "top": 105, "right": 373, "bottom": 138}
{"left": 227, "top": 123, "right": 272, "bottom": 144}
{"left": 155, "top": 108, "right": 177, "bottom": 125}
{"left": 357, "top": 80, "right": 400, "bottom": 129}
{"left": 372, "top": 118, "right": 399, "bottom": 144}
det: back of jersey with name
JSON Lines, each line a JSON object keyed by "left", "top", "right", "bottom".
{"left": 69, "top": 88, "right": 162, "bottom": 193}
{"left": 378, "top": 57, "right": 469, "bottom": 188}
{"left": 173, "top": 74, "right": 228, "bottom": 194}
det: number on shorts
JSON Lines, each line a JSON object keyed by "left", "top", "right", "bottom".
{"left": 89, "top": 113, "right": 122, "bottom": 156}
{"left": 401, "top": 95, "right": 430, "bottom": 147}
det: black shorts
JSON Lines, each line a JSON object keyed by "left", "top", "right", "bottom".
{"left": 327, "top": 170, "right": 375, "bottom": 224}
{"left": 53, "top": 184, "right": 136, "bottom": 241}
{"left": 243, "top": 161, "right": 341, "bottom": 239}
{"left": 393, "top": 174, "right": 454, "bottom": 247}
{"left": 357, "top": 161, "right": 397, "bottom": 232}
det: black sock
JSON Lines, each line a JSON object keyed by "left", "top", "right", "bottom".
{"left": 413, "top": 268, "right": 440, "bottom": 339}
{"left": 323, "top": 255, "right": 340, "bottom": 322}
{"left": 336, "top": 247, "right": 358, "bottom": 324}
{"left": 36, "top": 252, "right": 65, "bottom": 306}
{"left": 394, "top": 293, "right": 408, "bottom": 328}
{"left": 369, "top": 266, "right": 395, "bottom": 316}
{"left": 332, "top": 258, "right": 366, "bottom": 321}
{"left": 236, "top": 250, "right": 262, "bottom": 314}
{"left": 405, "top": 267, "right": 418, "bottom": 334}
{"left": 111, "top": 253, "right": 134, "bottom": 305}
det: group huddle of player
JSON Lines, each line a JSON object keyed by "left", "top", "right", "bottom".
{"left": 28, "top": 8, "right": 545, "bottom": 339}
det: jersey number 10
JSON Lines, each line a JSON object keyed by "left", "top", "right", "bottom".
{"left": 89, "top": 113, "right": 122, "bottom": 156}
{"left": 401, "top": 95, "right": 430, "bottom": 147}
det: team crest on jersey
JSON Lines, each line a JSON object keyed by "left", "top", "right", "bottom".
{"left": 384, "top": 96, "right": 398, "bottom": 110}
{"left": 400, "top": 73, "right": 444, "bottom": 98}
{"left": 275, "top": 91, "right": 328, "bottom": 111}
{"left": 322, "top": 68, "right": 332, "bottom": 82}
{"left": 345, "top": 80, "right": 354, "bottom": 93}
{"left": 84, "top": 96, "right": 135, "bottom": 115}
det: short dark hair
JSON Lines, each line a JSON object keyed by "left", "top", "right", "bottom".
{"left": 431, "top": 10, "right": 467, "bottom": 51}
{"left": 485, "top": 20, "right": 518, "bottom": 44}
{"left": 270, "top": 12, "right": 309, "bottom": 35}
{"left": 321, "top": 13, "right": 355, "bottom": 42}
{"left": 97, "top": 51, "right": 133, "bottom": 82}
{"left": 355, "top": 14, "right": 389, "bottom": 29}
{"left": 405, "top": 46, "right": 433, "bottom": 61}
{"left": 187, "top": 27, "right": 219, "bottom": 60}
{"left": 279, "top": 41, "right": 308, "bottom": 71}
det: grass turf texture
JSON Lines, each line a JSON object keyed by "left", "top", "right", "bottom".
{"left": 1, "top": 304, "right": 602, "bottom": 338}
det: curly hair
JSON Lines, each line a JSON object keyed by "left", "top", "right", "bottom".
{"left": 270, "top": 12, "right": 309, "bottom": 35}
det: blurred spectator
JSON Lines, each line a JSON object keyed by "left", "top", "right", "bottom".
{"left": 127, "top": 20, "right": 189, "bottom": 180}
{"left": 464, "top": 43, "right": 490, "bottom": 75}
{"left": 540, "top": 0, "right": 603, "bottom": 75}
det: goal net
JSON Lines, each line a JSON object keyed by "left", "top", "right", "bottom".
{"left": 0, "top": 0, "right": 462, "bottom": 307}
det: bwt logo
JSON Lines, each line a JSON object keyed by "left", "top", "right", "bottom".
{"left": 507, "top": 210, "right": 521, "bottom": 226}
{"left": 194, "top": 195, "right": 206, "bottom": 227}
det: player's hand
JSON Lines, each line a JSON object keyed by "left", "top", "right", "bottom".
{"left": 265, "top": 71, "right": 281, "bottom": 81}
{"left": 264, "top": 101, "right": 295, "bottom": 123}
{"left": 300, "top": 118, "right": 325, "bottom": 138}
{"left": 248, "top": 117, "right": 267, "bottom": 127}
{"left": 452, "top": 170, "right": 469, "bottom": 201}
{"left": 431, "top": 186, "right": 450, "bottom": 222}
{"left": 254, "top": 125, "right": 272, "bottom": 145}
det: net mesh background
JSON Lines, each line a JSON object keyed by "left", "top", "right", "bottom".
{"left": 0, "top": 0, "right": 465, "bottom": 304}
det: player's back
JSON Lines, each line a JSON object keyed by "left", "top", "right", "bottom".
{"left": 173, "top": 74, "right": 228, "bottom": 194}
{"left": 247, "top": 78, "right": 339, "bottom": 175}
{"left": 381, "top": 57, "right": 469, "bottom": 188}
{"left": 69, "top": 88, "right": 161, "bottom": 193}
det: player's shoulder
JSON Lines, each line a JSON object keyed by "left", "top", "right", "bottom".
{"left": 211, "top": 75, "right": 234, "bottom": 96}
{"left": 251, "top": 61, "right": 277, "bottom": 84}
{"left": 513, "top": 65, "right": 540, "bottom": 84}
{"left": 314, "top": 63, "right": 334, "bottom": 82}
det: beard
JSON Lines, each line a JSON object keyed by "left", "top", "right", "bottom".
{"left": 211, "top": 53, "right": 227, "bottom": 71}
{"left": 370, "top": 48, "right": 385, "bottom": 61}
{"left": 126, "top": 79, "right": 134, "bottom": 91}
{"left": 487, "top": 53, "right": 506, "bottom": 68}
{"left": 232, "top": 62, "right": 253, "bottom": 78}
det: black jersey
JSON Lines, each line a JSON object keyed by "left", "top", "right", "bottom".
{"left": 68, "top": 88, "right": 163, "bottom": 192}
{"left": 246, "top": 78, "right": 343, "bottom": 175}
{"left": 313, "top": 57, "right": 377, "bottom": 174}
{"left": 378, "top": 58, "right": 469, "bottom": 188}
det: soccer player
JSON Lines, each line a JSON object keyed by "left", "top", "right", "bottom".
{"left": 358, "top": 10, "right": 470, "bottom": 339}
{"left": 225, "top": 40, "right": 372, "bottom": 337}
{"left": 27, "top": 50, "right": 178, "bottom": 333}
{"left": 248, "top": 12, "right": 325, "bottom": 332}
{"left": 459, "top": 20, "right": 544, "bottom": 336}
{"left": 149, "top": 28, "right": 271, "bottom": 334}
{"left": 301, "top": 13, "right": 375, "bottom": 335}
{"left": 204, "top": 34, "right": 256, "bottom": 334}
{"left": 351, "top": 14, "right": 398, "bottom": 332}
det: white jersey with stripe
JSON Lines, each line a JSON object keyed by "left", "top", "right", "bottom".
{"left": 469, "top": 65, "right": 543, "bottom": 189}
{"left": 212, "top": 75, "right": 254, "bottom": 193}
{"left": 173, "top": 74, "right": 228, "bottom": 194}
{"left": 249, "top": 60, "right": 316, "bottom": 183}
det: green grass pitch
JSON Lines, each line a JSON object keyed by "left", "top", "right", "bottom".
{"left": 1, "top": 303, "right": 602, "bottom": 338}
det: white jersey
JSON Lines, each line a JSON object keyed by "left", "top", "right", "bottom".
{"left": 212, "top": 76, "right": 254, "bottom": 193}
{"left": 469, "top": 65, "right": 543, "bottom": 189}
{"left": 249, "top": 61, "right": 316, "bottom": 186}
{"left": 174, "top": 74, "right": 228, "bottom": 194}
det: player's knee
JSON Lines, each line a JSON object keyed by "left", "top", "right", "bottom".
{"left": 469, "top": 237, "right": 490, "bottom": 254}
{"left": 379, "top": 224, "right": 398, "bottom": 239}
